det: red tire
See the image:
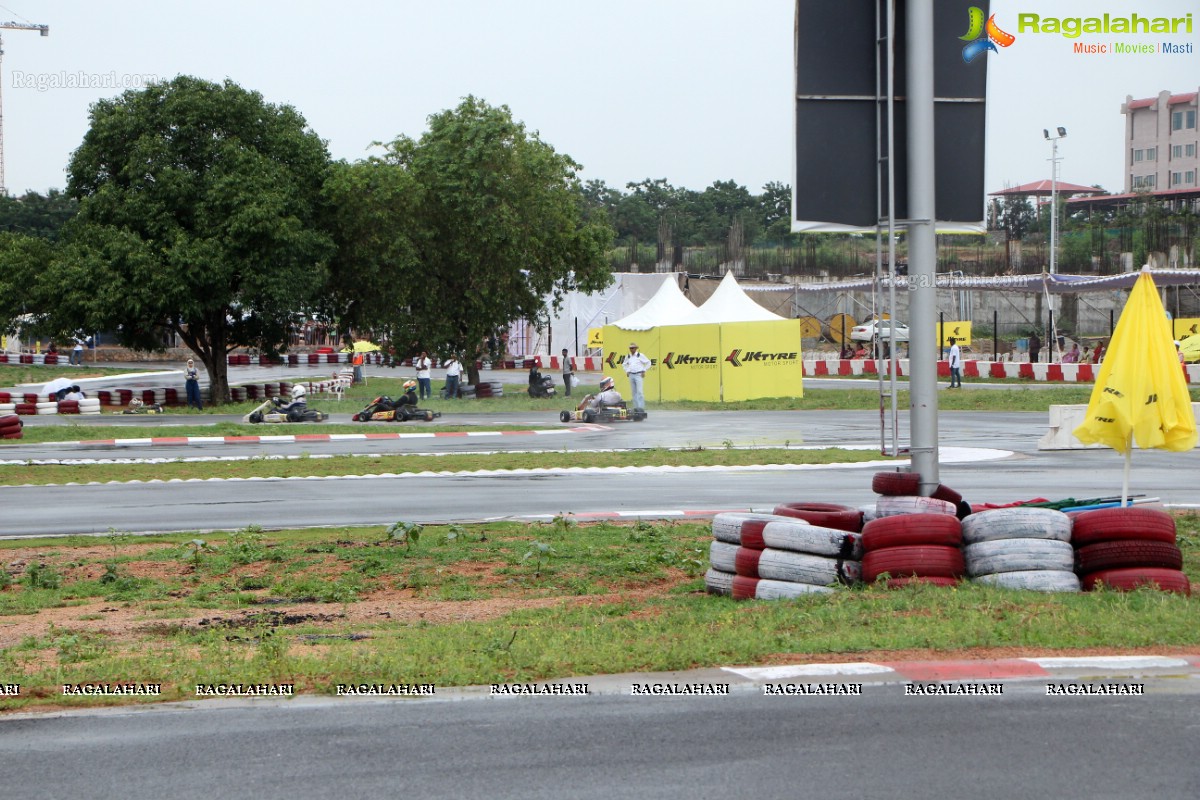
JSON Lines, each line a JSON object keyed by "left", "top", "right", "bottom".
{"left": 733, "top": 547, "right": 762, "bottom": 577}
{"left": 1075, "top": 540, "right": 1183, "bottom": 573}
{"left": 0, "top": 414, "right": 19, "bottom": 427}
{"left": 885, "top": 576, "right": 961, "bottom": 589}
{"left": 772, "top": 502, "right": 863, "bottom": 533}
{"left": 712, "top": 512, "right": 786, "bottom": 549}
{"left": 861, "top": 514, "right": 962, "bottom": 552}
{"left": 731, "top": 575, "right": 760, "bottom": 600}
{"left": 1, "top": 431, "right": 22, "bottom": 439}
{"left": 14, "top": 403, "right": 36, "bottom": 415}
{"left": 872, "top": 471, "right": 921, "bottom": 496}
{"left": 862, "top": 545, "right": 965, "bottom": 582}
{"left": 931, "top": 483, "right": 963, "bottom": 506}
{"left": 1071, "top": 508, "right": 1176, "bottom": 546}
{"left": 1082, "top": 567, "right": 1191, "bottom": 595}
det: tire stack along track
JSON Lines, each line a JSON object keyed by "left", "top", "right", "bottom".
{"left": 961, "top": 507, "right": 1080, "bottom": 592}
{"left": 705, "top": 511, "right": 862, "bottom": 600}
{"left": 1072, "top": 508, "right": 1191, "bottom": 595}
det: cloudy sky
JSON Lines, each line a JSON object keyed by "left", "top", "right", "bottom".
{"left": 0, "top": 0, "right": 1195, "bottom": 203}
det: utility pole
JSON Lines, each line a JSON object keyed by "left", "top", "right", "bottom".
{"left": 0, "top": 20, "right": 49, "bottom": 196}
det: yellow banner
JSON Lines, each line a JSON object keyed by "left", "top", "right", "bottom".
{"left": 658, "top": 324, "right": 722, "bottom": 401}
{"left": 719, "top": 320, "right": 804, "bottom": 401}
{"left": 1172, "top": 317, "right": 1200, "bottom": 340}
{"left": 602, "top": 326, "right": 661, "bottom": 405}
{"left": 587, "top": 327, "right": 604, "bottom": 348}
{"left": 938, "top": 321, "right": 972, "bottom": 346}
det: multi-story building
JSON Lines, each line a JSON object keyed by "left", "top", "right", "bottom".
{"left": 1122, "top": 90, "right": 1199, "bottom": 192}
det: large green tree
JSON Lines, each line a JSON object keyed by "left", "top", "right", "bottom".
{"left": 45, "top": 76, "right": 332, "bottom": 402}
{"left": 347, "top": 96, "right": 613, "bottom": 369}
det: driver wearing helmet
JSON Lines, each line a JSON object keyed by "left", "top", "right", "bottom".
{"left": 275, "top": 383, "right": 308, "bottom": 413}
{"left": 399, "top": 379, "right": 419, "bottom": 407}
{"left": 579, "top": 376, "right": 623, "bottom": 411}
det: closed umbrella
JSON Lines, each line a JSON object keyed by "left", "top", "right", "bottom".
{"left": 1073, "top": 266, "right": 1197, "bottom": 504}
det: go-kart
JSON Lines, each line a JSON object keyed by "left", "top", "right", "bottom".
{"left": 559, "top": 401, "right": 646, "bottom": 424}
{"left": 352, "top": 395, "right": 441, "bottom": 423}
{"left": 244, "top": 396, "right": 329, "bottom": 424}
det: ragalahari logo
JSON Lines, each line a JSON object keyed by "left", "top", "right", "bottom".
{"left": 960, "top": 6, "right": 1016, "bottom": 62}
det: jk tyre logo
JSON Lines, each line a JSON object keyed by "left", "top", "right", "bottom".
{"left": 662, "top": 352, "right": 717, "bottom": 369}
{"left": 960, "top": 6, "right": 1015, "bottom": 63}
{"left": 725, "top": 350, "right": 799, "bottom": 368}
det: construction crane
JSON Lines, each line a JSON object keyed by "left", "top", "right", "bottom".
{"left": 0, "top": 20, "right": 49, "bottom": 195}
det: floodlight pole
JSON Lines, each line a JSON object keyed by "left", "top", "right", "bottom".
{"left": 1045, "top": 126, "right": 1066, "bottom": 360}
{"left": 906, "top": 0, "right": 938, "bottom": 493}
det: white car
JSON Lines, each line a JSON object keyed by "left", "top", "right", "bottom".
{"left": 849, "top": 320, "right": 910, "bottom": 342}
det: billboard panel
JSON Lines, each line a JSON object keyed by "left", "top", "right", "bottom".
{"left": 658, "top": 324, "right": 722, "bottom": 402}
{"left": 720, "top": 321, "right": 805, "bottom": 402}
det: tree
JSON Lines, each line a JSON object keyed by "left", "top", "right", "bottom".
{"left": 359, "top": 96, "right": 613, "bottom": 376}
{"left": 0, "top": 190, "right": 78, "bottom": 241}
{"left": 49, "top": 76, "right": 333, "bottom": 402}
{"left": 989, "top": 195, "right": 1037, "bottom": 271}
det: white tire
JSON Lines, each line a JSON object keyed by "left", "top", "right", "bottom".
{"left": 35, "top": 401, "right": 57, "bottom": 410}
{"left": 79, "top": 398, "right": 101, "bottom": 409}
{"left": 712, "top": 512, "right": 796, "bottom": 546}
{"left": 876, "top": 495, "right": 956, "bottom": 518}
{"left": 0, "top": 403, "right": 14, "bottom": 413}
{"left": 754, "top": 579, "right": 835, "bottom": 599}
{"left": 961, "top": 507, "right": 1072, "bottom": 545}
{"left": 705, "top": 568, "right": 734, "bottom": 596}
{"left": 964, "top": 538, "right": 1074, "bottom": 576}
{"left": 761, "top": 519, "right": 863, "bottom": 559}
{"left": 80, "top": 410, "right": 102, "bottom": 415}
{"left": 859, "top": 504, "right": 879, "bottom": 524}
{"left": 756, "top": 548, "right": 861, "bottom": 586}
{"left": 36, "top": 407, "right": 58, "bottom": 415}
{"left": 709, "top": 540, "right": 739, "bottom": 573}
{"left": 973, "top": 570, "right": 1081, "bottom": 592}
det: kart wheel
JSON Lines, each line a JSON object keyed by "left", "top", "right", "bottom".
{"left": 559, "top": 411, "right": 571, "bottom": 423}
{"left": 397, "top": 407, "right": 411, "bottom": 422}
{"left": 248, "top": 411, "right": 263, "bottom": 424}
{"left": 583, "top": 410, "right": 596, "bottom": 424}
{"left": 352, "top": 413, "right": 363, "bottom": 422}
{"left": 423, "top": 410, "right": 434, "bottom": 422}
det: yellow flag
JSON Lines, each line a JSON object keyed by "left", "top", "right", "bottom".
{"left": 1073, "top": 270, "right": 1197, "bottom": 454}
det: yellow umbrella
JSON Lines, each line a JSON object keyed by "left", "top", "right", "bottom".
{"left": 1073, "top": 267, "right": 1197, "bottom": 503}
{"left": 340, "top": 341, "right": 381, "bottom": 353}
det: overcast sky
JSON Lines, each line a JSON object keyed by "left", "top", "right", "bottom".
{"left": 0, "top": 0, "right": 1196, "bottom": 201}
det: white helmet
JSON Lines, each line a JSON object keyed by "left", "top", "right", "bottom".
{"left": 291, "top": 384, "right": 307, "bottom": 402}
{"left": 599, "top": 376, "right": 614, "bottom": 391}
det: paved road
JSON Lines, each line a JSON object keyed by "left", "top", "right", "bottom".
{"left": 3, "top": 679, "right": 1197, "bottom": 800}
{"left": 1, "top": 409, "right": 1196, "bottom": 537}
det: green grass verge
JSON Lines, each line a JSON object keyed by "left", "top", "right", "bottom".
{"left": 0, "top": 447, "right": 887, "bottom": 485}
{"left": 0, "top": 515, "right": 1196, "bottom": 710}
{"left": 0, "top": 364, "right": 150, "bottom": 385}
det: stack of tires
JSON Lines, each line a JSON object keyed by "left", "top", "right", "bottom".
{"left": 78, "top": 397, "right": 101, "bottom": 415}
{"left": 860, "top": 513, "right": 965, "bottom": 587}
{"left": 0, "top": 413, "right": 22, "bottom": 439}
{"left": 706, "top": 511, "right": 862, "bottom": 600}
{"left": 35, "top": 398, "right": 58, "bottom": 415}
{"left": 0, "top": 392, "right": 13, "bottom": 415}
{"left": 57, "top": 399, "right": 81, "bottom": 415}
{"left": 871, "top": 471, "right": 960, "bottom": 519}
{"left": 961, "top": 507, "right": 1079, "bottom": 592}
{"left": 1072, "top": 508, "right": 1190, "bottom": 595}
{"left": 472, "top": 382, "right": 505, "bottom": 399}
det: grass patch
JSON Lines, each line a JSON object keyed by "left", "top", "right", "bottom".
{"left": 0, "top": 515, "right": 1196, "bottom": 710}
{"left": 0, "top": 364, "right": 149, "bottom": 385}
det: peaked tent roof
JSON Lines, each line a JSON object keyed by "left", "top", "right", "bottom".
{"left": 678, "top": 271, "right": 785, "bottom": 324}
{"left": 989, "top": 180, "right": 1107, "bottom": 197}
{"left": 610, "top": 274, "right": 698, "bottom": 331}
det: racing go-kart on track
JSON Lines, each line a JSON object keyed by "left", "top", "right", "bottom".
{"left": 244, "top": 385, "right": 329, "bottom": 424}
{"left": 558, "top": 375, "right": 646, "bottom": 423}
{"left": 352, "top": 381, "right": 442, "bottom": 423}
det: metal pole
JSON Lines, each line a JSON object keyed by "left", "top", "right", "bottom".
{"left": 993, "top": 309, "right": 998, "bottom": 364}
{"left": 905, "top": 0, "right": 939, "bottom": 493}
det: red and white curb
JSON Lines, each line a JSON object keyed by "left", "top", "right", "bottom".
{"left": 54, "top": 427, "right": 587, "bottom": 448}
{"left": 723, "top": 654, "right": 1200, "bottom": 683}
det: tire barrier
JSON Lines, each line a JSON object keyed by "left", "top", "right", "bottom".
{"left": 973, "top": 570, "right": 1081, "bottom": 592}
{"left": 1070, "top": 508, "right": 1177, "bottom": 547}
{"left": 711, "top": 512, "right": 789, "bottom": 549}
{"left": 0, "top": 413, "right": 22, "bottom": 440}
{"left": 708, "top": 540, "right": 739, "bottom": 574}
{"left": 875, "top": 495, "right": 957, "bottom": 518}
{"left": 1075, "top": 540, "right": 1184, "bottom": 573}
{"left": 861, "top": 514, "right": 962, "bottom": 552}
{"left": 961, "top": 507, "right": 1072, "bottom": 545}
{"left": 964, "top": 538, "right": 1075, "bottom": 576}
{"left": 771, "top": 502, "right": 863, "bottom": 533}
{"left": 1082, "top": 567, "right": 1191, "bottom": 595}
{"left": 861, "top": 545, "right": 965, "bottom": 583}
{"left": 704, "top": 568, "right": 735, "bottom": 596}
{"left": 732, "top": 575, "right": 835, "bottom": 599}
{"left": 760, "top": 519, "right": 864, "bottom": 560}
{"left": 872, "top": 471, "right": 921, "bottom": 496}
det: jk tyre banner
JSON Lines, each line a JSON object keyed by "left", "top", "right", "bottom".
{"left": 658, "top": 323, "right": 721, "bottom": 402}
{"left": 720, "top": 320, "right": 803, "bottom": 401}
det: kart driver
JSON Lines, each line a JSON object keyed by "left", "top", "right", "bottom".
{"left": 275, "top": 384, "right": 308, "bottom": 413}
{"left": 578, "top": 376, "right": 622, "bottom": 411}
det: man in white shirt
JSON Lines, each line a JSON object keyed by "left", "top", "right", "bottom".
{"left": 443, "top": 355, "right": 462, "bottom": 399}
{"left": 947, "top": 337, "right": 962, "bottom": 389}
{"left": 622, "top": 342, "right": 652, "bottom": 413}
{"left": 415, "top": 351, "right": 433, "bottom": 399}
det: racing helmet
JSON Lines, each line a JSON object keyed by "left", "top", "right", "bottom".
{"left": 291, "top": 384, "right": 307, "bottom": 402}
{"left": 403, "top": 379, "right": 418, "bottom": 392}
{"left": 599, "top": 376, "right": 614, "bottom": 391}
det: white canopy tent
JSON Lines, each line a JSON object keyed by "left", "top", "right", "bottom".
{"left": 679, "top": 271, "right": 787, "bottom": 324}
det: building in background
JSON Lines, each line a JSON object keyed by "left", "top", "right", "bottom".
{"left": 1123, "top": 90, "right": 1199, "bottom": 192}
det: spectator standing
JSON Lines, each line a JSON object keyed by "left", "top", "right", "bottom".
{"left": 185, "top": 358, "right": 203, "bottom": 410}
{"left": 443, "top": 355, "right": 462, "bottom": 399}
{"left": 1092, "top": 340, "right": 1105, "bottom": 364}
{"left": 415, "top": 351, "right": 433, "bottom": 399}
{"left": 561, "top": 348, "right": 574, "bottom": 397}
{"left": 622, "top": 342, "right": 652, "bottom": 413}
{"left": 947, "top": 337, "right": 962, "bottom": 388}
{"left": 71, "top": 336, "right": 85, "bottom": 366}
{"left": 351, "top": 351, "right": 365, "bottom": 385}
{"left": 1028, "top": 331, "right": 1041, "bottom": 363}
